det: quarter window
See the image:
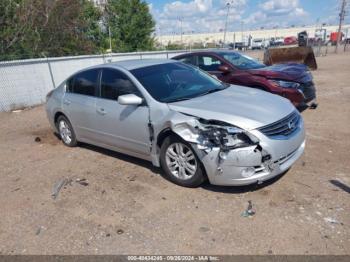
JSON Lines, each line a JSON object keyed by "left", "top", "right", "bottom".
{"left": 72, "top": 69, "right": 99, "bottom": 96}
{"left": 101, "top": 69, "right": 139, "bottom": 100}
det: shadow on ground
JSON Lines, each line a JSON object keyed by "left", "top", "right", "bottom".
{"left": 80, "top": 141, "right": 286, "bottom": 194}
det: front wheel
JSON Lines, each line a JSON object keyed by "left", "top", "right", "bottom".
{"left": 160, "top": 136, "right": 206, "bottom": 187}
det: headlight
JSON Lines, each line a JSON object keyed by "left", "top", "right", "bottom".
{"left": 269, "top": 80, "right": 300, "bottom": 89}
{"left": 197, "top": 120, "right": 259, "bottom": 150}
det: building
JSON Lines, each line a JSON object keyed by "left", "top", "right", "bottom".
{"left": 157, "top": 24, "right": 350, "bottom": 46}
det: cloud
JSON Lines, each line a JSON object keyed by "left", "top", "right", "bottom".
{"left": 244, "top": 0, "right": 308, "bottom": 29}
{"left": 152, "top": 0, "right": 247, "bottom": 34}
{"left": 152, "top": 0, "right": 311, "bottom": 35}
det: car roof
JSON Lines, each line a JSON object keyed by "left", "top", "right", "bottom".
{"left": 89, "top": 59, "right": 179, "bottom": 71}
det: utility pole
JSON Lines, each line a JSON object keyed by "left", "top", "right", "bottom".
{"left": 108, "top": 26, "right": 112, "bottom": 52}
{"left": 223, "top": 1, "right": 233, "bottom": 47}
{"left": 178, "top": 17, "right": 183, "bottom": 45}
{"left": 336, "top": 0, "right": 347, "bottom": 53}
{"left": 241, "top": 21, "right": 244, "bottom": 48}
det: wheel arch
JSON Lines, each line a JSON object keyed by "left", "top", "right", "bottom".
{"left": 156, "top": 127, "right": 208, "bottom": 182}
{"left": 54, "top": 111, "right": 67, "bottom": 125}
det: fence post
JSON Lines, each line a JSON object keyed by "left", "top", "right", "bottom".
{"left": 46, "top": 57, "right": 56, "bottom": 89}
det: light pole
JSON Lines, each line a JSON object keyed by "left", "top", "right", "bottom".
{"left": 178, "top": 16, "right": 183, "bottom": 45}
{"left": 222, "top": 0, "right": 233, "bottom": 47}
{"left": 223, "top": 1, "right": 233, "bottom": 47}
{"left": 336, "top": 0, "right": 347, "bottom": 53}
{"left": 241, "top": 21, "right": 244, "bottom": 46}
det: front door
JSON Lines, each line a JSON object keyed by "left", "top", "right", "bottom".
{"left": 94, "top": 68, "right": 150, "bottom": 156}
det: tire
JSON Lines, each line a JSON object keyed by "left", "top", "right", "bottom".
{"left": 56, "top": 115, "right": 78, "bottom": 147}
{"left": 160, "top": 135, "right": 206, "bottom": 187}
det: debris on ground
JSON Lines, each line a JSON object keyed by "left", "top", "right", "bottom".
{"left": 34, "top": 137, "right": 41, "bottom": 143}
{"left": 36, "top": 226, "right": 43, "bottom": 236}
{"left": 117, "top": 229, "right": 124, "bottom": 235}
{"left": 199, "top": 227, "right": 210, "bottom": 233}
{"left": 76, "top": 178, "right": 89, "bottom": 186}
{"left": 12, "top": 109, "right": 23, "bottom": 113}
{"left": 241, "top": 200, "right": 256, "bottom": 217}
{"left": 51, "top": 178, "right": 68, "bottom": 200}
{"left": 324, "top": 217, "right": 340, "bottom": 225}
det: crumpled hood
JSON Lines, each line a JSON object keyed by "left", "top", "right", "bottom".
{"left": 167, "top": 85, "right": 295, "bottom": 130}
{"left": 249, "top": 63, "right": 311, "bottom": 83}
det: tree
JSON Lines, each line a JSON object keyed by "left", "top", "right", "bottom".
{"left": 106, "top": 0, "right": 155, "bottom": 52}
{"left": 30, "top": 0, "right": 105, "bottom": 57}
{"left": 0, "top": 0, "right": 36, "bottom": 60}
{"left": 0, "top": 0, "right": 106, "bottom": 60}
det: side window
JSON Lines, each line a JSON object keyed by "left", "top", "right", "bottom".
{"left": 72, "top": 69, "right": 99, "bottom": 96}
{"left": 100, "top": 69, "right": 140, "bottom": 100}
{"left": 197, "top": 56, "right": 222, "bottom": 71}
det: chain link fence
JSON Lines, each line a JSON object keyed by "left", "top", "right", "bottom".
{"left": 0, "top": 50, "right": 187, "bottom": 112}
{"left": 1, "top": 45, "right": 349, "bottom": 112}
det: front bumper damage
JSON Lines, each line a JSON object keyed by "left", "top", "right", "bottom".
{"left": 193, "top": 139, "right": 305, "bottom": 186}
{"left": 159, "top": 112, "right": 305, "bottom": 186}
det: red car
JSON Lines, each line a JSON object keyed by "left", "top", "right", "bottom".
{"left": 172, "top": 50, "right": 317, "bottom": 109}
{"left": 284, "top": 36, "right": 298, "bottom": 45}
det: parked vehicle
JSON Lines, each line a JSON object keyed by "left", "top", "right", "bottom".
{"left": 46, "top": 59, "right": 305, "bottom": 187}
{"left": 330, "top": 32, "right": 343, "bottom": 45}
{"left": 251, "top": 38, "right": 269, "bottom": 49}
{"left": 284, "top": 36, "right": 298, "bottom": 45}
{"left": 173, "top": 51, "right": 317, "bottom": 109}
{"left": 270, "top": 37, "right": 284, "bottom": 47}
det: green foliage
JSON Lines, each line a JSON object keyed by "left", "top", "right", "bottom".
{"left": 166, "top": 42, "right": 186, "bottom": 51}
{"left": 0, "top": 0, "right": 156, "bottom": 60}
{"left": 106, "top": 0, "right": 155, "bottom": 52}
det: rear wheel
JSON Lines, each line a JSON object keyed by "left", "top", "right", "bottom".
{"left": 56, "top": 115, "right": 77, "bottom": 147}
{"left": 160, "top": 136, "right": 205, "bottom": 187}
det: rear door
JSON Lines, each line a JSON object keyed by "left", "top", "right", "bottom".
{"left": 94, "top": 68, "right": 150, "bottom": 156}
{"left": 63, "top": 69, "right": 100, "bottom": 141}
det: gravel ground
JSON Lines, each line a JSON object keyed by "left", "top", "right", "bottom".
{"left": 0, "top": 51, "right": 349, "bottom": 255}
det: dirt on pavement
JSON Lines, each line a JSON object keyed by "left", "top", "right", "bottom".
{"left": 0, "top": 51, "right": 349, "bottom": 255}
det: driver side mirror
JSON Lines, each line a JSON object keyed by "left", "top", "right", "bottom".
{"left": 218, "top": 65, "right": 232, "bottom": 74}
{"left": 118, "top": 94, "right": 143, "bottom": 106}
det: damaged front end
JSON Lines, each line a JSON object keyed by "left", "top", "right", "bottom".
{"left": 167, "top": 116, "right": 275, "bottom": 185}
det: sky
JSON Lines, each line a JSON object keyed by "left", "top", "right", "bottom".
{"left": 147, "top": 0, "right": 350, "bottom": 35}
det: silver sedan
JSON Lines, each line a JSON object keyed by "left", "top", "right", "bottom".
{"left": 46, "top": 59, "right": 305, "bottom": 187}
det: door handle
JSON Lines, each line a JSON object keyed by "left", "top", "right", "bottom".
{"left": 63, "top": 99, "right": 71, "bottom": 105}
{"left": 97, "top": 107, "right": 107, "bottom": 115}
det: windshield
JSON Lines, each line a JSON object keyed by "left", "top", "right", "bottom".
{"left": 218, "top": 52, "right": 265, "bottom": 70}
{"left": 131, "top": 62, "right": 228, "bottom": 103}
